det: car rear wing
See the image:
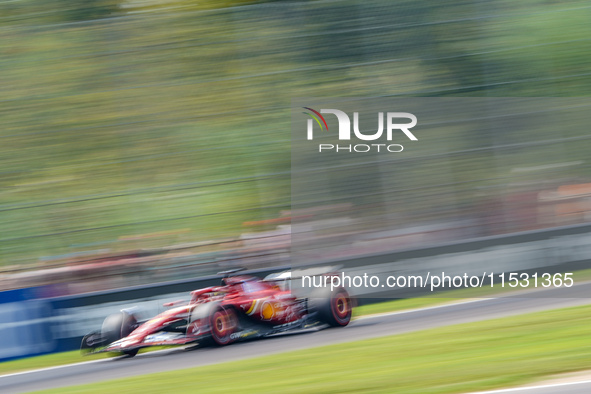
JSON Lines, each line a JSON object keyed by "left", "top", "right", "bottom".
{"left": 263, "top": 265, "right": 342, "bottom": 281}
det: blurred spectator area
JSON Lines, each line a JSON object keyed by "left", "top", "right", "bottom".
{"left": 539, "top": 183, "right": 591, "bottom": 225}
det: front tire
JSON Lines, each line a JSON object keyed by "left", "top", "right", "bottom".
{"left": 121, "top": 348, "right": 139, "bottom": 357}
{"left": 101, "top": 311, "right": 139, "bottom": 357}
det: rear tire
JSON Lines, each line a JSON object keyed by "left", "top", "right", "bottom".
{"left": 309, "top": 287, "right": 352, "bottom": 327}
{"left": 209, "top": 306, "right": 238, "bottom": 346}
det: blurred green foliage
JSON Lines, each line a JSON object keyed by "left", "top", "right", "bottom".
{"left": 0, "top": 0, "right": 590, "bottom": 266}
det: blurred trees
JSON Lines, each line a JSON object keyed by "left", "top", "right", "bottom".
{"left": 0, "top": 0, "right": 590, "bottom": 265}
{"left": 55, "top": 0, "right": 121, "bottom": 21}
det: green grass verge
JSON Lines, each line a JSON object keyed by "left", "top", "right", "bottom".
{"left": 0, "top": 351, "right": 109, "bottom": 376}
{"left": 32, "top": 303, "right": 591, "bottom": 394}
{"left": 0, "top": 346, "right": 178, "bottom": 376}
{"left": 354, "top": 297, "right": 455, "bottom": 316}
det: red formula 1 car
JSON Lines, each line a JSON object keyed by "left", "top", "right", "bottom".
{"left": 81, "top": 268, "right": 353, "bottom": 357}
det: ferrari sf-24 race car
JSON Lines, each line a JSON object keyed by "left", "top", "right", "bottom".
{"left": 81, "top": 268, "right": 353, "bottom": 357}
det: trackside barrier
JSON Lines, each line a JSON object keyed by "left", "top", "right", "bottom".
{"left": 0, "top": 287, "right": 55, "bottom": 362}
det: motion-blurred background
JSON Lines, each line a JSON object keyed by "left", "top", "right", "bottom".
{"left": 1, "top": 0, "right": 590, "bottom": 295}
